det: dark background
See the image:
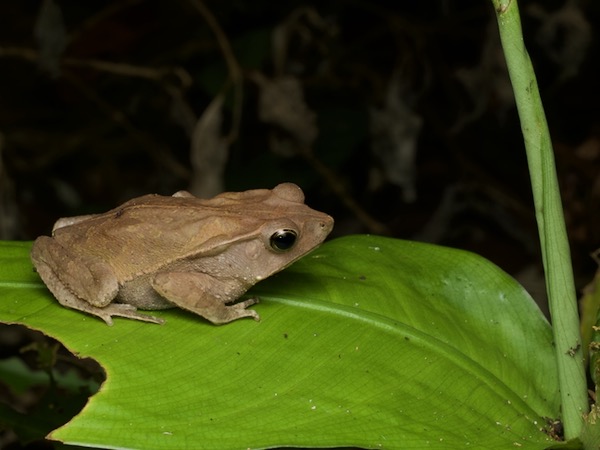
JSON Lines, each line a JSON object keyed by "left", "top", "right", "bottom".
{"left": 1, "top": 0, "right": 599, "bottom": 310}
{"left": 0, "top": 1, "right": 599, "bottom": 446}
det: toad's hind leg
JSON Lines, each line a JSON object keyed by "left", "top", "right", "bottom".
{"left": 31, "top": 236, "right": 163, "bottom": 325}
{"left": 151, "top": 272, "right": 260, "bottom": 325}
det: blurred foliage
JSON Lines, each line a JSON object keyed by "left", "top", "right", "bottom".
{"left": 0, "top": 325, "right": 102, "bottom": 447}
{"left": 0, "top": 1, "right": 598, "bottom": 280}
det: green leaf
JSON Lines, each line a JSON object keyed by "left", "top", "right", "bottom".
{"left": 0, "top": 236, "right": 559, "bottom": 449}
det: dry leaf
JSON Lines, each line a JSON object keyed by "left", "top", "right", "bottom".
{"left": 528, "top": 0, "right": 591, "bottom": 80}
{"left": 369, "top": 73, "right": 422, "bottom": 202}
{"left": 453, "top": 20, "right": 514, "bottom": 131}
{"left": 188, "top": 93, "right": 228, "bottom": 198}
{"left": 253, "top": 73, "right": 318, "bottom": 156}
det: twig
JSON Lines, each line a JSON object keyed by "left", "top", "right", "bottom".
{"left": 0, "top": 46, "right": 192, "bottom": 87}
{"left": 299, "top": 147, "right": 390, "bottom": 235}
{"left": 62, "top": 70, "right": 191, "bottom": 180}
{"left": 188, "top": 0, "right": 243, "bottom": 144}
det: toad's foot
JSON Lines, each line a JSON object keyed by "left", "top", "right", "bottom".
{"left": 227, "top": 297, "right": 260, "bottom": 322}
{"left": 96, "top": 303, "right": 165, "bottom": 326}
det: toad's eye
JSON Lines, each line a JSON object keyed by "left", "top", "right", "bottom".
{"left": 270, "top": 229, "right": 298, "bottom": 252}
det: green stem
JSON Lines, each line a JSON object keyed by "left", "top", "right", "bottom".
{"left": 491, "top": 0, "right": 587, "bottom": 440}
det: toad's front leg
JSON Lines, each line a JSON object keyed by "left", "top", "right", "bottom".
{"left": 151, "top": 272, "right": 260, "bottom": 324}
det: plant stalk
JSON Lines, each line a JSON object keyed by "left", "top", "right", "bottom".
{"left": 491, "top": 0, "right": 587, "bottom": 440}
